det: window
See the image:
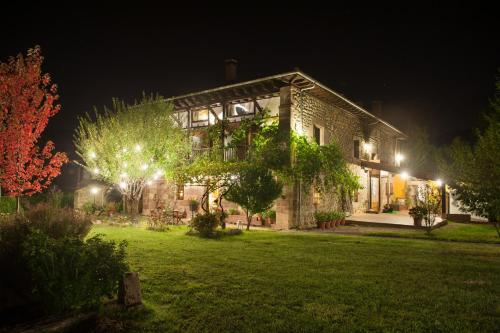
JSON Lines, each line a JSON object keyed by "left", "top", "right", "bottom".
{"left": 176, "top": 184, "right": 184, "bottom": 200}
{"left": 353, "top": 139, "right": 360, "bottom": 159}
{"left": 313, "top": 125, "right": 321, "bottom": 145}
{"left": 229, "top": 102, "right": 253, "bottom": 117}
{"left": 192, "top": 109, "right": 208, "bottom": 122}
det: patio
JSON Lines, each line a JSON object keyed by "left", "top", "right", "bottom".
{"left": 347, "top": 211, "right": 446, "bottom": 229}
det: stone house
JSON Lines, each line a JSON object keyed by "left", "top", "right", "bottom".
{"left": 143, "top": 61, "right": 410, "bottom": 229}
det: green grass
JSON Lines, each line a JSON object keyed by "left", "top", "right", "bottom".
{"left": 91, "top": 225, "right": 500, "bottom": 332}
{"left": 367, "top": 221, "right": 500, "bottom": 244}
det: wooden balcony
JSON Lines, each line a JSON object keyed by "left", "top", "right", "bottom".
{"left": 191, "top": 146, "right": 248, "bottom": 161}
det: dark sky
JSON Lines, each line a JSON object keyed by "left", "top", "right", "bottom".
{"left": 1, "top": 3, "right": 498, "bottom": 159}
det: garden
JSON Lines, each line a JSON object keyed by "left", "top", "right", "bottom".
{"left": 1, "top": 45, "right": 500, "bottom": 333}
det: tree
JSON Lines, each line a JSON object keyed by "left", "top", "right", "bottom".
{"left": 225, "top": 166, "right": 282, "bottom": 230}
{"left": 440, "top": 74, "right": 500, "bottom": 237}
{"left": 74, "top": 94, "right": 190, "bottom": 216}
{"left": 0, "top": 46, "right": 68, "bottom": 211}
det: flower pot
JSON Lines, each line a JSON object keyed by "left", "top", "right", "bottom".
{"left": 320, "top": 222, "right": 326, "bottom": 230}
{"left": 333, "top": 219, "right": 339, "bottom": 227}
{"left": 413, "top": 217, "right": 422, "bottom": 226}
{"left": 341, "top": 217, "right": 345, "bottom": 225}
{"left": 325, "top": 221, "right": 331, "bottom": 229}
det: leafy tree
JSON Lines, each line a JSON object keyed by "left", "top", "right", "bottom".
{"left": 440, "top": 74, "right": 500, "bottom": 236}
{"left": 0, "top": 46, "right": 68, "bottom": 211}
{"left": 225, "top": 166, "right": 282, "bottom": 230}
{"left": 74, "top": 94, "right": 190, "bottom": 216}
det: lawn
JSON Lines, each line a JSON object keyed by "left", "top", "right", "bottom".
{"left": 365, "top": 221, "right": 500, "bottom": 244}
{"left": 91, "top": 225, "right": 500, "bottom": 332}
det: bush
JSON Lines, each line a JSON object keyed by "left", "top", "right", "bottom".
{"left": 190, "top": 213, "right": 219, "bottom": 237}
{"left": 24, "top": 203, "right": 92, "bottom": 239}
{"left": 262, "top": 209, "right": 276, "bottom": 220}
{"left": 228, "top": 208, "right": 240, "bottom": 215}
{"left": 82, "top": 202, "right": 104, "bottom": 215}
{"left": 23, "top": 231, "right": 128, "bottom": 314}
{"left": 0, "top": 197, "right": 16, "bottom": 214}
{"left": 0, "top": 206, "right": 126, "bottom": 317}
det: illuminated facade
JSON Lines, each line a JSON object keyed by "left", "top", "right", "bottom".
{"left": 142, "top": 70, "right": 414, "bottom": 229}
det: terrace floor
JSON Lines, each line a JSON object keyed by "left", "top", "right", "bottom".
{"left": 347, "top": 211, "right": 446, "bottom": 229}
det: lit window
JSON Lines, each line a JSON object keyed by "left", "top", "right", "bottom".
{"left": 192, "top": 109, "right": 208, "bottom": 122}
{"left": 230, "top": 103, "right": 252, "bottom": 116}
{"left": 176, "top": 184, "right": 184, "bottom": 200}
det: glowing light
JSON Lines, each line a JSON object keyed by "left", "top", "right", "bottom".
{"left": 120, "top": 172, "right": 128, "bottom": 179}
{"left": 401, "top": 171, "right": 409, "bottom": 180}
{"left": 134, "top": 144, "right": 142, "bottom": 152}
{"left": 89, "top": 151, "right": 96, "bottom": 159}
{"left": 436, "top": 179, "right": 443, "bottom": 187}
{"left": 146, "top": 180, "right": 152, "bottom": 186}
{"left": 90, "top": 187, "right": 99, "bottom": 194}
{"left": 122, "top": 162, "right": 128, "bottom": 168}
{"left": 122, "top": 148, "right": 128, "bottom": 153}
{"left": 92, "top": 168, "right": 99, "bottom": 175}
{"left": 141, "top": 163, "right": 148, "bottom": 170}
{"left": 363, "top": 142, "right": 373, "bottom": 154}
{"left": 119, "top": 182, "right": 127, "bottom": 189}
{"left": 395, "top": 153, "right": 405, "bottom": 163}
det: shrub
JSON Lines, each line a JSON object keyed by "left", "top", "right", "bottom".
{"left": 262, "top": 209, "right": 276, "bottom": 220}
{"left": 82, "top": 202, "right": 104, "bottom": 215}
{"left": 0, "top": 196, "right": 16, "bottom": 213}
{"left": 24, "top": 203, "right": 92, "bottom": 239}
{"left": 228, "top": 208, "right": 240, "bottom": 215}
{"left": 188, "top": 199, "right": 199, "bottom": 213}
{"left": 190, "top": 213, "right": 219, "bottom": 237}
{"left": 409, "top": 206, "right": 428, "bottom": 219}
{"left": 0, "top": 212, "right": 128, "bottom": 317}
{"left": 23, "top": 231, "right": 128, "bottom": 314}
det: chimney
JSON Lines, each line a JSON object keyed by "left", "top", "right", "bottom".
{"left": 224, "top": 59, "right": 237, "bottom": 83}
{"left": 371, "top": 100, "right": 383, "bottom": 118}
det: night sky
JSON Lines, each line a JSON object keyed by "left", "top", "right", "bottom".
{"left": 1, "top": 4, "right": 498, "bottom": 162}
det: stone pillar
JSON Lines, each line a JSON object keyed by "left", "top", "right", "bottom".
{"left": 275, "top": 86, "right": 294, "bottom": 229}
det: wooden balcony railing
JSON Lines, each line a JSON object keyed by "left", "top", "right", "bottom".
{"left": 191, "top": 146, "right": 248, "bottom": 161}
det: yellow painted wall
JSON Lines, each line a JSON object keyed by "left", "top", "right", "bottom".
{"left": 392, "top": 174, "right": 406, "bottom": 199}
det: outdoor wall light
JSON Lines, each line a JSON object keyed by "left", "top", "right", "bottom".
{"left": 363, "top": 142, "right": 373, "bottom": 154}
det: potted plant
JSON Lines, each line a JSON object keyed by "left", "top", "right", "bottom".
{"left": 409, "top": 206, "right": 427, "bottom": 226}
{"left": 263, "top": 209, "right": 276, "bottom": 225}
{"left": 314, "top": 212, "right": 326, "bottom": 230}
{"left": 328, "top": 212, "right": 335, "bottom": 228}
{"left": 325, "top": 212, "right": 331, "bottom": 229}
{"left": 340, "top": 212, "right": 346, "bottom": 225}
{"left": 335, "top": 212, "right": 341, "bottom": 227}
{"left": 188, "top": 199, "right": 199, "bottom": 218}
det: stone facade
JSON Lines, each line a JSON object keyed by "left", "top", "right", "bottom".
{"left": 142, "top": 72, "right": 404, "bottom": 229}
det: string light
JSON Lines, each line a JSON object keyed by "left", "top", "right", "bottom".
{"left": 92, "top": 168, "right": 99, "bottom": 175}
{"left": 89, "top": 151, "right": 96, "bottom": 159}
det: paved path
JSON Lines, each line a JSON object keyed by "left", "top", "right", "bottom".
{"left": 347, "top": 212, "right": 444, "bottom": 228}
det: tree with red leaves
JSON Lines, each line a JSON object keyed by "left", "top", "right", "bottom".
{"left": 0, "top": 46, "right": 68, "bottom": 211}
